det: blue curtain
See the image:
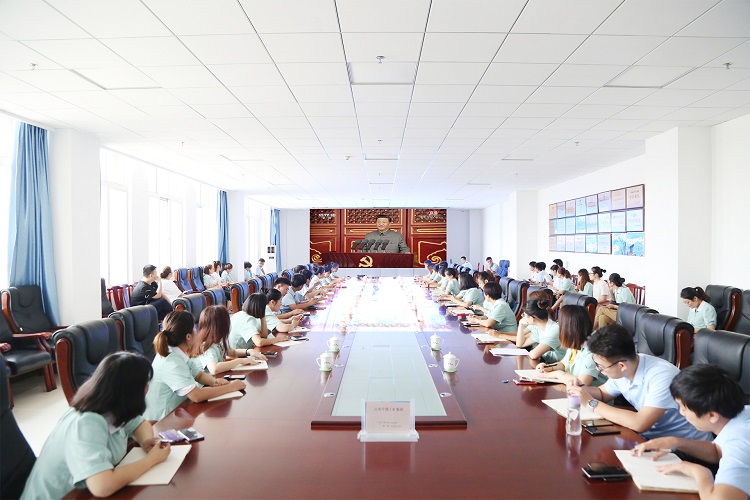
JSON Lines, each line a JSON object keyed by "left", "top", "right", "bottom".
{"left": 270, "top": 209, "right": 281, "bottom": 272}
{"left": 8, "top": 122, "right": 60, "bottom": 324}
{"left": 217, "top": 190, "right": 229, "bottom": 264}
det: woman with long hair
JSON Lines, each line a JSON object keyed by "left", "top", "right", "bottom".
{"left": 515, "top": 297, "right": 566, "bottom": 363}
{"left": 681, "top": 286, "right": 717, "bottom": 331}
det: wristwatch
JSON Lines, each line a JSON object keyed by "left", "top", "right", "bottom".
{"left": 588, "top": 399, "right": 600, "bottom": 409}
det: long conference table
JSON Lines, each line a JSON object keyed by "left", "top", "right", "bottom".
{"left": 69, "top": 276, "right": 693, "bottom": 499}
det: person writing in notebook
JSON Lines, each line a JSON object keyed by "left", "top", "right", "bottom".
{"left": 363, "top": 214, "right": 410, "bottom": 253}
{"left": 567, "top": 325, "right": 711, "bottom": 441}
{"left": 21, "top": 352, "right": 171, "bottom": 499}
{"left": 632, "top": 364, "right": 750, "bottom": 499}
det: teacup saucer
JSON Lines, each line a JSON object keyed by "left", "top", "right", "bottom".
{"left": 319, "top": 368, "right": 332, "bottom": 372}
{"left": 443, "top": 368, "right": 457, "bottom": 373}
{"left": 329, "top": 349, "right": 340, "bottom": 353}
{"left": 431, "top": 347, "right": 442, "bottom": 351}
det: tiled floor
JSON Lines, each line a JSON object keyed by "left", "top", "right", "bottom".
{"left": 8, "top": 372, "right": 69, "bottom": 455}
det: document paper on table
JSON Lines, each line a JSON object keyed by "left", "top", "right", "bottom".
{"left": 489, "top": 347, "right": 529, "bottom": 356}
{"left": 208, "top": 390, "right": 244, "bottom": 402}
{"left": 542, "top": 398, "right": 600, "bottom": 420}
{"left": 613, "top": 450, "right": 699, "bottom": 493}
{"left": 230, "top": 360, "right": 269, "bottom": 371}
{"left": 514, "top": 369, "right": 560, "bottom": 383}
{"left": 117, "top": 444, "right": 192, "bottom": 485}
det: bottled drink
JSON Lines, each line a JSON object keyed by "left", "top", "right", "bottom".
{"left": 566, "top": 394, "right": 582, "bottom": 436}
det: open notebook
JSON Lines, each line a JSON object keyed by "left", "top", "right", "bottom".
{"left": 613, "top": 450, "right": 699, "bottom": 493}
{"left": 471, "top": 333, "right": 508, "bottom": 344}
{"left": 117, "top": 444, "right": 192, "bottom": 486}
{"left": 542, "top": 398, "right": 601, "bottom": 420}
{"left": 514, "top": 369, "right": 561, "bottom": 383}
{"left": 230, "top": 360, "right": 268, "bottom": 371}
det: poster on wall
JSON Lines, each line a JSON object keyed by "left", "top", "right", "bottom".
{"left": 549, "top": 220, "right": 556, "bottom": 235}
{"left": 549, "top": 204, "right": 557, "bottom": 219}
{"left": 611, "top": 233, "right": 627, "bottom": 255}
{"left": 555, "top": 219, "right": 566, "bottom": 235}
{"left": 597, "top": 234, "right": 611, "bottom": 254}
{"left": 566, "top": 235, "right": 575, "bottom": 252}
{"left": 574, "top": 234, "right": 586, "bottom": 253}
{"left": 598, "top": 191, "right": 611, "bottom": 212}
{"left": 565, "top": 200, "right": 576, "bottom": 217}
{"left": 626, "top": 185, "right": 644, "bottom": 208}
{"left": 586, "top": 214, "right": 598, "bottom": 233}
{"left": 557, "top": 202, "right": 566, "bottom": 219}
{"left": 575, "top": 198, "right": 586, "bottom": 216}
{"left": 557, "top": 236, "right": 566, "bottom": 251}
{"left": 549, "top": 236, "right": 557, "bottom": 252}
{"left": 565, "top": 217, "right": 576, "bottom": 235}
{"left": 598, "top": 212, "right": 611, "bottom": 233}
{"left": 576, "top": 216, "right": 586, "bottom": 233}
{"left": 626, "top": 209, "right": 644, "bottom": 232}
{"left": 585, "top": 235, "right": 598, "bottom": 253}
{"left": 610, "top": 211, "right": 627, "bottom": 233}
{"left": 611, "top": 189, "right": 626, "bottom": 210}
{"left": 586, "top": 195, "right": 598, "bottom": 214}
{"left": 626, "top": 232, "right": 645, "bottom": 256}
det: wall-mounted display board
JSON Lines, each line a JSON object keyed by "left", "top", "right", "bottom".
{"left": 547, "top": 184, "right": 645, "bottom": 257}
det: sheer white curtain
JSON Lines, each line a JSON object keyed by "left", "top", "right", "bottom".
{"left": 0, "top": 114, "right": 15, "bottom": 289}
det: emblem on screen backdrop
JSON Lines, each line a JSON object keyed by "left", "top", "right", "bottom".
{"left": 359, "top": 256, "right": 373, "bottom": 268}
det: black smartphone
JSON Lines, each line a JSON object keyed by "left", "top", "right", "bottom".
{"left": 582, "top": 462, "right": 630, "bottom": 481}
{"left": 291, "top": 335, "right": 308, "bottom": 341}
{"left": 262, "top": 352, "right": 278, "bottom": 357}
{"left": 582, "top": 419, "right": 613, "bottom": 428}
{"left": 224, "top": 374, "right": 245, "bottom": 380}
{"left": 585, "top": 426, "right": 621, "bottom": 436}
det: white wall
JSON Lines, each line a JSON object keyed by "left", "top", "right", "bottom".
{"left": 482, "top": 201, "right": 503, "bottom": 269}
{"left": 446, "top": 208, "right": 469, "bottom": 265}
{"left": 49, "top": 129, "right": 102, "bottom": 324}
{"left": 279, "top": 209, "right": 310, "bottom": 268}
{"left": 711, "top": 113, "right": 750, "bottom": 289}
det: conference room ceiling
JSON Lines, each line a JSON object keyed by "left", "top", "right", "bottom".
{"left": 0, "top": 0, "right": 749, "bottom": 209}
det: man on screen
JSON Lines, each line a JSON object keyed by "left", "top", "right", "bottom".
{"left": 363, "top": 214, "right": 410, "bottom": 253}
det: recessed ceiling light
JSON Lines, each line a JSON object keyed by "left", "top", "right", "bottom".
{"left": 348, "top": 62, "right": 417, "bottom": 85}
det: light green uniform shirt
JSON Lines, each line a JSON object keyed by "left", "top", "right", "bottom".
{"left": 144, "top": 347, "right": 201, "bottom": 421}
{"left": 457, "top": 288, "right": 484, "bottom": 306}
{"left": 580, "top": 282, "right": 594, "bottom": 297}
{"left": 229, "top": 312, "right": 262, "bottom": 349}
{"left": 528, "top": 320, "right": 566, "bottom": 363}
{"left": 21, "top": 409, "right": 144, "bottom": 500}
{"left": 430, "top": 272, "right": 440, "bottom": 281}
{"left": 195, "top": 343, "right": 224, "bottom": 373}
{"left": 265, "top": 305, "right": 281, "bottom": 332}
{"left": 687, "top": 301, "right": 717, "bottom": 329}
{"left": 445, "top": 279, "right": 460, "bottom": 296}
{"left": 614, "top": 286, "right": 636, "bottom": 304}
{"left": 487, "top": 299, "right": 518, "bottom": 332}
{"left": 558, "top": 278, "right": 575, "bottom": 293}
{"left": 561, "top": 347, "right": 607, "bottom": 386}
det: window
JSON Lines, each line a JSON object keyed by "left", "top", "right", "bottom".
{"left": 147, "top": 166, "right": 186, "bottom": 270}
{"left": 196, "top": 184, "right": 217, "bottom": 265}
{"left": 100, "top": 151, "right": 129, "bottom": 285}
{"left": 0, "top": 115, "right": 16, "bottom": 288}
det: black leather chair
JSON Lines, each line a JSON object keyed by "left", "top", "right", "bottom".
{"left": 693, "top": 329, "right": 750, "bottom": 401}
{"left": 202, "top": 289, "right": 226, "bottom": 308}
{"left": 498, "top": 277, "right": 514, "bottom": 302}
{"left": 561, "top": 293, "right": 599, "bottom": 325}
{"left": 706, "top": 285, "right": 742, "bottom": 331}
{"left": 507, "top": 280, "right": 529, "bottom": 321}
{"left": 101, "top": 278, "right": 114, "bottom": 318}
{"left": 109, "top": 305, "right": 158, "bottom": 362}
{"left": 189, "top": 267, "right": 205, "bottom": 293}
{"left": 231, "top": 282, "right": 250, "bottom": 313}
{"left": 0, "top": 308, "right": 55, "bottom": 393}
{"left": 733, "top": 290, "right": 750, "bottom": 335}
{"left": 282, "top": 269, "right": 294, "bottom": 280}
{"left": 1, "top": 354, "right": 36, "bottom": 500}
{"left": 248, "top": 278, "right": 262, "bottom": 295}
{"left": 53, "top": 318, "right": 121, "bottom": 404}
{"left": 1, "top": 286, "right": 66, "bottom": 349}
{"left": 636, "top": 313, "right": 693, "bottom": 369}
{"left": 616, "top": 303, "right": 658, "bottom": 341}
{"left": 176, "top": 268, "right": 193, "bottom": 293}
{"left": 527, "top": 285, "right": 554, "bottom": 302}
{"left": 173, "top": 294, "right": 207, "bottom": 324}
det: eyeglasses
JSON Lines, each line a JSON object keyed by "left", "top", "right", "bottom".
{"left": 594, "top": 359, "right": 625, "bottom": 372}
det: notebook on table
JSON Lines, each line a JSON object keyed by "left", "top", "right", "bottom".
{"left": 613, "top": 450, "right": 699, "bottom": 493}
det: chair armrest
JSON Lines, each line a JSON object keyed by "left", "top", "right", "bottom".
{"left": 12, "top": 331, "right": 53, "bottom": 340}
{"left": 52, "top": 325, "right": 68, "bottom": 331}
{"left": 0, "top": 342, "right": 10, "bottom": 353}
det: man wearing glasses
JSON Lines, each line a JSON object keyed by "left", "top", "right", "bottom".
{"left": 567, "top": 325, "right": 712, "bottom": 441}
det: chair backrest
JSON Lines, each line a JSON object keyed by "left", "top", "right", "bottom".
{"left": 616, "top": 303, "right": 658, "bottom": 341}
{"left": 693, "top": 329, "right": 750, "bottom": 401}
{"left": 189, "top": 267, "right": 206, "bottom": 292}
{"left": 507, "top": 280, "right": 529, "bottom": 319}
{"left": 101, "top": 278, "right": 114, "bottom": 318}
{"left": 625, "top": 283, "right": 646, "bottom": 305}
{"left": 561, "top": 293, "right": 599, "bottom": 325}
{"left": 282, "top": 269, "right": 294, "bottom": 280}
{"left": 705, "top": 284, "right": 742, "bottom": 331}
{"left": 173, "top": 294, "right": 207, "bottom": 324}
{"left": 109, "top": 305, "right": 159, "bottom": 362}
{"left": 260, "top": 275, "right": 272, "bottom": 292}
{"left": 4, "top": 286, "right": 53, "bottom": 333}
{"left": 175, "top": 268, "right": 192, "bottom": 292}
{"left": 1, "top": 354, "right": 36, "bottom": 500}
{"left": 53, "top": 318, "right": 121, "bottom": 404}
{"left": 498, "top": 277, "right": 514, "bottom": 301}
{"left": 527, "top": 285, "right": 554, "bottom": 302}
{"left": 498, "top": 260, "right": 509, "bottom": 278}
{"left": 122, "top": 284, "right": 133, "bottom": 308}
{"left": 248, "top": 278, "right": 262, "bottom": 296}
{"left": 231, "top": 282, "right": 250, "bottom": 313}
{"left": 636, "top": 313, "right": 693, "bottom": 369}
{"left": 202, "top": 289, "right": 226, "bottom": 308}
{"left": 733, "top": 290, "right": 750, "bottom": 335}
{"left": 109, "top": 285, "right": 125, "bottom": 311}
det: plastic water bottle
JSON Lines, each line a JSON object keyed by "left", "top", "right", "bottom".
{"left": 566, "top": 394, "right": 582, "bottom": 436}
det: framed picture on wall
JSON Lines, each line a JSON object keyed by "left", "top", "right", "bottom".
{"left": 586, "top": 195, "right": 598, "bottom": 214}
{"left": 626, "top": 185, "right": 644, "bottom": 208}
{"left": 627, "top": 209, "right": 644, "bottom": 231}
{"left": 626, "top": 232, "right": 645, "bottom": 256}
{"left": 585, "top": 235, "right": 598, "bottom": 253}
{"left": 555, "top": 219, "right": 566, "bottom": 235}
{"left": 565, "top": 217, "right": 576, "bottom": 234}
{"left": 566, "top": 200, "right": 576, "bottom": 216}
{"left": 557, "top": 202, "right": 566, "bottom": 219}
{"left": 586, "top": 214, "right": 598, "bottom": 233}
{"left": 598, "top": 212, "right": 611, "bottom": 233}
{"left": 597, "top": 234, "right": 611, "bottom": 254}
{"left": 576, "top": 216, "right": 586, "bottom": 233}
{"left": 574, "top": 234, "right": 586, "bottom": 253}
{"left": 575, "top": 198, "right": 586, "bottom": 216}
{"left": 557, "top": 236, "right": 566, "bottom": 251}
{"left": 610, "top": 211, "right": 627, "bottom": 232}
{"left": 549, "top": 236, "right": 557, "bottom": 252}
{"left": 598, "top": 191, "right": 611, "bottom": 212}
{"left": 549, "top": 220, "right": 555, "bottom": 235}
{"left": 612, "top": 233, "right": 627, "bottom": 255}
{"left": 611, "top": 189, "right": 626, "bottom": 210}
{"left": 566, "top": 235, "right": 575, "bottom": 252}
{"left": 549, "top": 204, "right": 557, "bottom": 220}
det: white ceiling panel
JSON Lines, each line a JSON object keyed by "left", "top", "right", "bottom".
{"left": 636, "top": 88, "right": 715, "bottom": 106}
{"left": 52, "top": 90, "right": 128, "bottom": 107}
{"left": 0, "top": 72, "right": 43, "bottom": 93}
{"left": 495, "top": 34, "right": 587, "bottom": 63}
{"left": 611, "top": 105, "right": 680, "bottom": 120}
{"left": 231, "top": 85, "right": 296, "bottom": 103}
{"left": 181, "top": 35, "right": 271, "bottom": 65}
{"left": 342, "top": 33, "right": 424, "bottom": 62}
{"left": 545, "top": 64, "right": 628, "bottom": 87}
{"left": 261, "top": 33, "right": 345, "bottom": 63}
{"left": 107, "top": 41, "right": 199, "bottom": 73}
{"left": 109, "top": 88, "right": 184, "bottom": 106}
{"left": 8, "top": 69, "right": 101, "bottom": 91}
{"left": 0, "top": 41, "right": 61, "bottom": 71}
{"left": 420, "top": 33, "right": 505, "bottom": 62}
{"left": 308, "top": 116, "right": 359, "bottom": 129}
{"left": 583, "top": 87, "right": 658, "bottom": 105}
{"left": 453, "top": 116, "right": 505, "bottom": 129}
{"left": 568, "top": 35, "right": 667, "bottom": 65}
{"left": 679, "top": 0, "right": 750, "bottom": 37}
{"left": 238, "top": 0, "right": 339, "bottom": 33}
{"left": 411, "top": 84, "right": 475, "bottom": 102}
{"left": 548, "top": 117, "right": 603, "bottom": 129}
{"left": 352, "top": 85, "right": 413, "bottom": 103}
{"left": 481, "top": 63, "right": 558, "bottom": 86}
{"left": 427, "top": 0, "right": 526, "bottom": 32}
{"left": 408, "top": 102, "right": 464, "bottom": 116}
{"left": 24, "top": 39, "right": 129, "bottom": 69}
{"left": 668, "top": 67, "right": 750, "bottom": 90}
{"left": 140, "top": 66, "right": 221, "bottom": 89}
{"left": 0, "top": 92, "right": 77, "bottom": 109}
{"left": 513, "top": 103, "right": 574, "bottom": 117}
{"left": 469, "top": 85, "right": 537, "bottom": 103}
{"left": 143, "top": 0, "right": 254, "bottom": 35}
{"left": 512, "top": 0, "right": 622, "bottom": 34}
{"left": 76, "top": 68, "right": 158, "bottom": 89}
{"left": 337, "top": 0, "right": 431, "bottom": 33}
{"left": 563, "top": 104, "right": 627, "bottom": 119}
{"left": 596, "top": 0, "right": 718, "bottom": 36}
{"left": 499, "top": 117, "right": 555, "bottom": 129}
{"left": 140, "top": 105, "right": 204, "bottom": 120}
{"left": 208, "top": 64, "right": 284, "bottom": 87}
{"left": 637, "top": 37, "right": 745, "bottom": 67}
{"left": 692, "top": 90, "right": 750, "bottom": 108}
{"left": 0, "top": 0, "right": 89, "bottom": 40}
{"left": 46, "top": 0, "right": 169, "bottom": 37}
{"left": 354, "top": 102, "right": 410, "bottom": 116}
{"left": 728, "top": 78, "right": 750, "bottom": 91}
{"left": 707, "top": 40, "right": 750, "bottom": 69}
{"left": 300, "top": 102, "right": 356, "bottom": 116}
{"left": 608, "top": 66, "right": 695, "bottom": 88}
{"left": 416, "top": 62, "right": 489, "bottom": 85}
{"left": 276, "top": 63, "right": 349, "bottom": 86}
{"left": 462, "top": 102, "right": 518, "bottom": 116}
{"left": 406, "top": 115, "right": 457, "bottom": 128}
{"left": 662, "top": 106, "right": 731, "bottom": 121}
{"left": 591, "top": 119, "right": 651, "bottom": 131}
{"left": 88, "top": 106, "right": 152, "bottom": 122}
{"left": 170, "top": 87, "right": 238, "bottom": 105}
{"left": 527, "top": 86, "right": 598, "bottom": 104}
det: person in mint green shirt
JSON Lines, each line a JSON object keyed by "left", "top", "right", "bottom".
{"left": 471, "top": 282, "right": 517, "bottom": 335}
{"left": 451, "top": 272, "right": 485, "bottom": 308}
{"left": 437, "top": 268, "right": 460, "bottom": 297}
{"left": 681, "top": 286, "right": 718, "bottom": 331}
{"left": 515, "top": 296, "right": 566, "bottom": 364}
{"left": 594, "top": 273, "right": 637, "bottom": 329}
{"left": 21, "top": 352, "right": 171, "bottom": 499}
